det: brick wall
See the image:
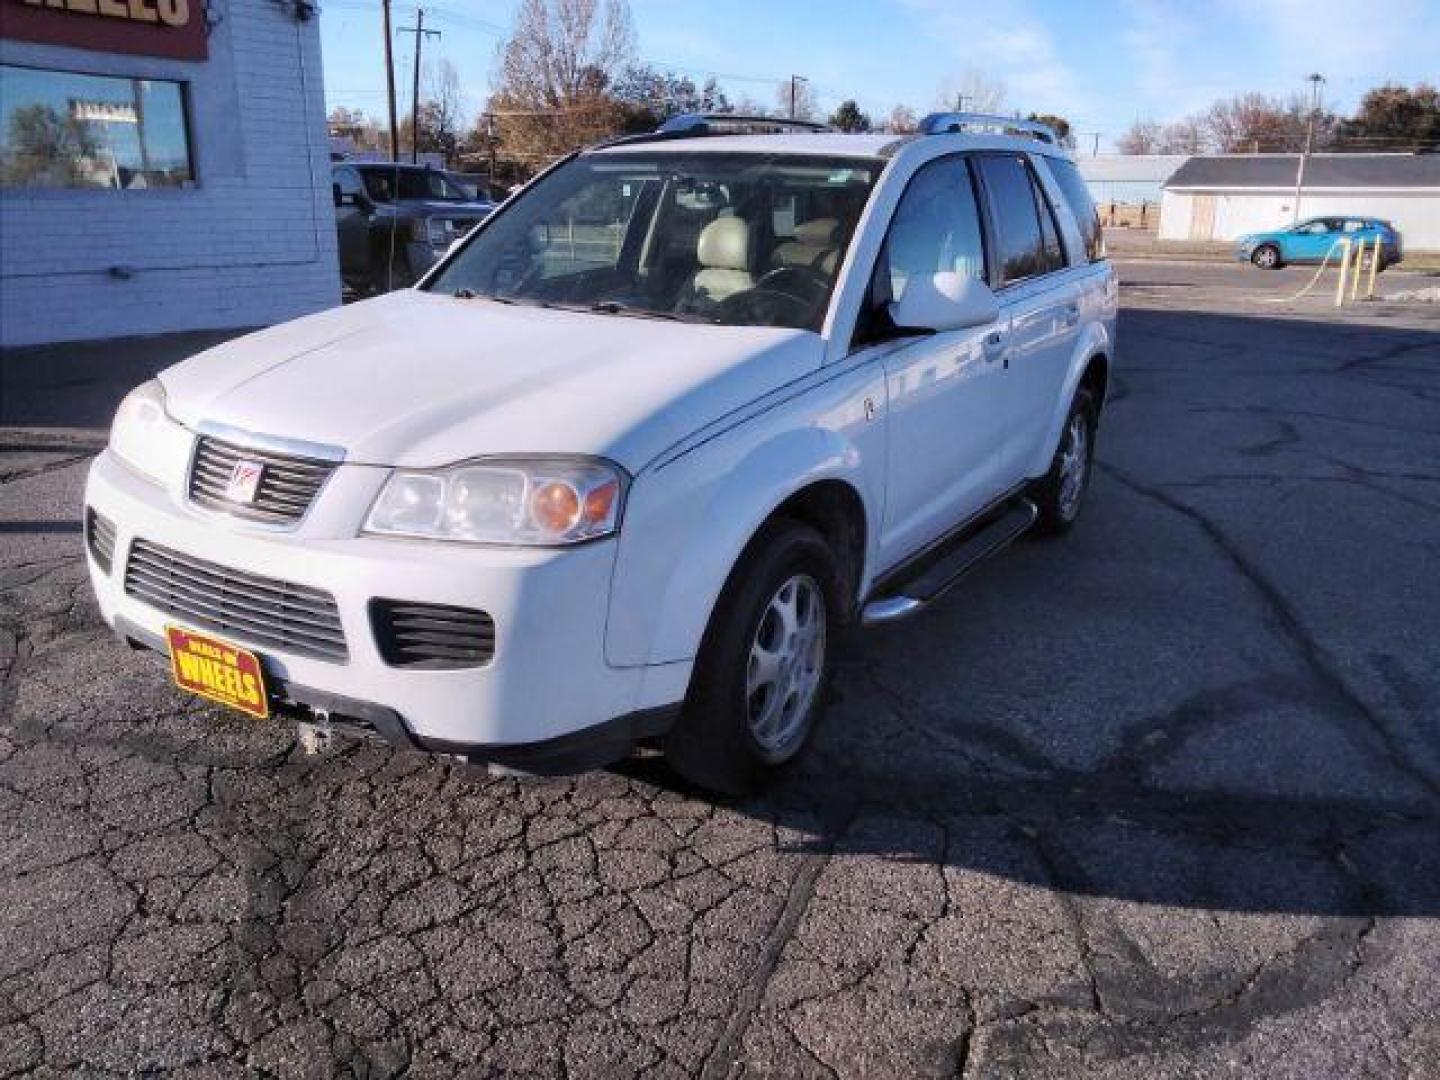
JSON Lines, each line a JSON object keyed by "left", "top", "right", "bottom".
{"left": 0, "top": 0, "right": 341, "bottom": 347}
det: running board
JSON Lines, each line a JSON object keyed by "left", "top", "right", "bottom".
{"left": 861, "top": 498, "right": 1039, "bottom": 627}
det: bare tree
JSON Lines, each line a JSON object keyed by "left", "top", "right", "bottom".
{"left": 935, "top": 68, "right": 1007, "bottom": 113}
{"left": 775, "top": 78, "right": 819, "bottom": 121}
{"left": 883, "top": 104, "right": 918, "bottom": 134}
{"left": 411, "top": 60, "right": 466, "bottom": 163}
{"left": 1159, "top": 114, "right": 1208, "bottom": 154}
{"left": 1116, "top": 119, "right": 1163, "bottom": 155}
{"left": 491, "top": 0, "right": 635, "bottom": 166}
{"left": 496, "top": 0, "right": 634, "bottom": 106}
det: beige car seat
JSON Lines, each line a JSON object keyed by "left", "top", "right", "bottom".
{"left": 771, "top": 218, "right": 842, "bottom": 276}
{"left": 687, "top": 216, "right": 755, "bottom": 303}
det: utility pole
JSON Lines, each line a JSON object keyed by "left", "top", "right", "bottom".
{"left": 398, "top": 8, "right": 442, "bottom": 164}
{"left": 381, "top": 0, "right": 399, "bottom": 161}
{"left": 788, "top": 74, "right": 808, "bottom": 120}
{"left": 1293, "top": 72, "right": 1325, "bottom": 223}
{"left": 485, "top": 112, "right": 497, "bottom": 184}
{"left": 954, "top": 94, "right": 971, "bottom": 113}
{"left": 1091, "top": 131, "right": 1100, "bottom": 157}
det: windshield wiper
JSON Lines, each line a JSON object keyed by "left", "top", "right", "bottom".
{"left": 451, "top": 290, "right": 519, "bottom": 305}
{"left": 589, "top": 301, "right": 713, "bottom": 324}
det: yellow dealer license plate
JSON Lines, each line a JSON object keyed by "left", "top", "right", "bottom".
{"left": 166, "top": 625, "right": 269, "bottom": 719}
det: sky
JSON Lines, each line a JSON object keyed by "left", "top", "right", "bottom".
{"left": 319, "top": 0, "right": 1440, "bottom": 150}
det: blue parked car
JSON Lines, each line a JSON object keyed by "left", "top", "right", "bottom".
{"left": 1237, "top": 217, "right": 1402, "bottom": 270}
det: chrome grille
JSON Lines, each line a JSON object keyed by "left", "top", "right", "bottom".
{"left": 86, "top": 508, "right": 117, "bottom": 574}
{"left": 188, "top": 436, "right": 336, "bottom": 524}
{"left": 124, "top": 539, "right": 347, "bottom": 661}
{"left": 370, "top": 599, "right": 496, "bottom": 669}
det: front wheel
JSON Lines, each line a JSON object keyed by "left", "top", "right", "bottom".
{"left": 664, "top": 521, "right": 842, "bottom": 795}
{"left": 1030, "top": 387, "right": 1097, "bottom": 535}
{"left": 1251, "top": 244, "right": 1281, "bottom": 269}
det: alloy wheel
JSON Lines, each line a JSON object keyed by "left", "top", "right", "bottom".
{"left": 745, "top": 573, "right": 826, "bottom": 761}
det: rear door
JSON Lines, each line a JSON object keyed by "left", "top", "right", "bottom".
{"left": 973, "top": 153, "right": 1082, "bottom": 482}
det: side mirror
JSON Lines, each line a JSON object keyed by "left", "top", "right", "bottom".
{"left": 889, "top": 272, "right": 999, "bottom": 333}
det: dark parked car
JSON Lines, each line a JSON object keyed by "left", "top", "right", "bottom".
{"left": 332, "top": 163, "right": 497, "bottom": 293}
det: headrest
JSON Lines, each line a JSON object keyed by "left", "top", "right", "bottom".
{"left": 793, "top": 218, "right": 840, "bottom": 245}
{"left": 697, "top": 216, "right": 751, "bottom": 271}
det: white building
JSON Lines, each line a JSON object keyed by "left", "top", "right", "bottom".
{"left": 0, "top": 0, "right": 339, "bottom": 347}
{"left": 1078, "top": 154, "right": 1187, "bottom": 209}
{"left": 1159, "top": 154, "right": 1440, "bottom": 251}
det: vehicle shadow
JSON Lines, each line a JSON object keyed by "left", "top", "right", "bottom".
{"left": 617, "top": 304, "right": 1440, "bottom": 919}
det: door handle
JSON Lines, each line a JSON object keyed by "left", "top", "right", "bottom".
{"left": 982, "top": 330, "right": 1008, "bottom": 369}
{"left": 1061, "top": 303, "right": 1081, "bottom": 328}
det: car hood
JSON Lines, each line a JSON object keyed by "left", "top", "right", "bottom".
{"left": 160, "top": 290, "right": 820, "bottom": 472}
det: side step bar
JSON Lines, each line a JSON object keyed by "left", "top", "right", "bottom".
{"left": 861, "top": 498, "right": 1039, "bottom": 627}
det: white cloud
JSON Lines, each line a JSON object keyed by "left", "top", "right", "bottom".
{"left": 897, "top": 0, "right": 1096, "bottom": 121}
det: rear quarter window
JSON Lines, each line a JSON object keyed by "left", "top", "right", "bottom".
{"left": 1045, "top": 157, "right": 1106, "bottom": 264}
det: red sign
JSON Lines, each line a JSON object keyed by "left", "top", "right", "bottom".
{"left": 1, "top": 0, "right": 209, "bottom": 62}
{"left": 166, "top": 625, "right": 270, "bottom": 719}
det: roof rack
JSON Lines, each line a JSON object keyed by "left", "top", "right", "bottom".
{"left": 917, "top": 112, "right": 1058, "bottom": 145}
{"left": 657, "top": 113, "right": 834, "bottom": 135}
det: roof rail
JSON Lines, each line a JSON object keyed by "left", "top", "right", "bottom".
{"left": 917, "top": 112, "right": 1058, "bottom": 145}
{"left": 656, "top": 113, "right": 834, "bottom": 135}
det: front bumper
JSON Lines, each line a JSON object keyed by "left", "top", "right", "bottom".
{"left": 84, "top": 450, "right": 686, "bottom": 759}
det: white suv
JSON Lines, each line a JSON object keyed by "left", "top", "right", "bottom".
{"left": 85, "top": 113, "right": 1116, "bottom": 793}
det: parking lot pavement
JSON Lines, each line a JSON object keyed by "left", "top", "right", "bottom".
{"left": 2, "top": 271, "right": 1438, "bottom": 1078}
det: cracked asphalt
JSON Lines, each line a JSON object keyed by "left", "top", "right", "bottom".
{"left": 2, "top": 264, "right": 1438, "bottom": 1077}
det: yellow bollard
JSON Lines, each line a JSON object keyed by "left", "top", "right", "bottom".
{"left": 1365, "top": 237, "right": 1381, "bottom": 299}
{"left": 1335, "top": 238, "right": 1352, "bottom": 307}
{"left": 1351, "top": 237, "right": 1365, "bottom": 302}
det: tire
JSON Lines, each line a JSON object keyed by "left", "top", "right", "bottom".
{"left": 1030, "top": 387, "right": 1097, "bottom": 535}
{"left": 664, "top": 520, "right": 843, "bottom": 795}
{"left": 1251, "top": 244, "right": 1281, "bottom": 270}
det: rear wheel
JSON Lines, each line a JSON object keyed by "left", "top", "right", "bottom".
{"left": 1251, "top": 244, "right": 1281, "bottom": 269}
{"left": 664, "top": 521, "right": 842, "bottom": 795}
{"left": 1030, "top": 387, "right": 1097, "bottom": 535}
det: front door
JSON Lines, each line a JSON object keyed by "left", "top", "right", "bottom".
{"left": 1287, "top": 218, "right": 1341, "bottom": 262}
{"left": 333, "top": 167, "right": 371, "bottom": 281}
{"left": 863, "top": 154, "right": 1012, "bottom": 569}
{"left": 1189, "top": 194, "right": 1217, "bottom": 240}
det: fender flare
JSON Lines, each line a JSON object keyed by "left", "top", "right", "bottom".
{"left": 604, "top": 424, "right": 875, "bottom": 669}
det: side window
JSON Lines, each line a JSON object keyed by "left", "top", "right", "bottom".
{"left": 976, "top": 154, "right": 1049, "bottom": 285}
{"left": 1046, "top": 157, "right": 1105, "bottom": 263}
{"left": 1032, "top": 171, "right": 1066, "bottom": 274}
{"left": 881, "top": 155, "right": 987, "bottom": 304}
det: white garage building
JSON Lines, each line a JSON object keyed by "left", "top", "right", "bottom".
{"left": 1159, "top": 154, "right": 1440, "bottom": 251}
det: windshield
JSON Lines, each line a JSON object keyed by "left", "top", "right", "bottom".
{"left": 426, "top": 151, "right": 881, "bottom": 331}
{"left": 360, "top": 168, "right": 469, "bottom": 203}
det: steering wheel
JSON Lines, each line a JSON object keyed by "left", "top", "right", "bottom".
{"left": 714, "top": 286, "right": 814, "bottom": 328}
{"left": 752, "top": 265, "right": 831, "bottom": 305}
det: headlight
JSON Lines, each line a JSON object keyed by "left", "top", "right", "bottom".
{"left": 363, "top": 458, "right": 627, "bottom": 546}
{"left": 109, "top": 379, "right": 186, "bottom": 484}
